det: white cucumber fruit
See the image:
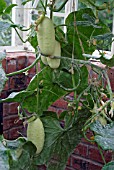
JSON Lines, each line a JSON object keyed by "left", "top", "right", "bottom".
{"left": 27, "top": 117, "right": 45, "bottom": 154}
{"left": 47, "top": 40, "right": 61, "bottom": 69}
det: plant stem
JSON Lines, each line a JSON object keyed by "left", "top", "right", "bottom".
{"left": 6, "top": 54, "right": 40, "bottom": 77}
{"left": 83, "top": 131, "right": 95, "bottom": 143}
{"left": 40, "top": 0, "right": 46, "bottom": 12}
{"left": 50, "top": 0, "right": 69, "bottom": 12}
{"left": 36, "top": 54, "right": 40, "bottom": 115}
{"left": 98, "top": 144, "right": 106, "bottom": 165}
{"left": 45, "top": 0, "right": 48, "bottom": 12}
{"left": 103, "top": 70, "right": 113, "bottom": 100}
{"left": 7, "top": 15, "right": 28, "bottom": 43}
{"left": 71, "top": 12, "right": 77, "bottom": 104}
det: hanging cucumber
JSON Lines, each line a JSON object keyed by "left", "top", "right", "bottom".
{"left": 27, "top": 117, "right": 45, "bottom": 154}
{"left": 41, "top": 55, "right": 48, "bottom": 65}
{"left": 37, "top": 16, "right": 55, "bottom": 56}
{"left": 47, "top": 40, "right": 61, "bottom": 69}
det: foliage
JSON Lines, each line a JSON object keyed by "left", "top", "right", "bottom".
{"left": 0, "top": 0, "right": 114, "bottom": 170}
{"left": 90, "top": 121, "right": 114, "bottom": 150}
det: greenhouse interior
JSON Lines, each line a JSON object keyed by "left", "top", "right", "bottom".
{"left": 0, "top": 0, "right": 114, "bottom": 170}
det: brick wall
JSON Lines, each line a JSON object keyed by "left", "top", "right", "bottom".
{"left": 0, "top": 52, "right": 114, "bottom": 170}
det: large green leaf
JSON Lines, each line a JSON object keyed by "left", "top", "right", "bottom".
{"left": 0, "top": 142, "right": 9, "bottom": 170}
{"left": 34, "top": 109, "right": 91, "bottom": 170}
{"left": 102, "top": 161, "right": 114, "bottom": 170}
{"left": 1, "top": 90, "right": 34, "bottom": 103}
{"left": 0, "top": 137, "right": 37, "bottom": 170}
{"left": 100, "top": 55, "right": 114, "bottom": 67}
{"left": 28, "top": 27, "right": 38, "bottom": 51}
{"left": 0, "top": 137, "right": 26, "bottom": 170}
{"left": 22, "top": 0, "right": 32, "bottom": 5}
{"left": 53, "top": 61, "right": 88, "bottom": 94}
{"left": 65, "top": 8, "right": 110, "bottom": 60}
{"left": 0, "top": 0, "right": 6, "bottom": 15}
{"left": 0, "top": 52, "right": 6, "bottom": 62}
{"left": 0, "top": 64, "right": 8, "bottom": 93}
{"left": 4, "top": 4, "right": 17, "bottom": 14}
{"left": 90, "top": 121, "right": 114, "bottom": 150}
{"left": 24, "top": 67, "right": 66, "bottom": 113}
{"left": 9, "top": 141, "right": 37, "bottom": 170}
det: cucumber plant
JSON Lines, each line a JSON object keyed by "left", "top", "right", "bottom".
{"left": 0, "top": 0, "right": 114, "bottom": 170}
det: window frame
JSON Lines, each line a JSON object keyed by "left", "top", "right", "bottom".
{"left": 0, "top": 0, "right": 113, "bottom": 55}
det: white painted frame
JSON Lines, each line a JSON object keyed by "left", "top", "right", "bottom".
{"left": 0, "top": 0, "right": 113, "bottom": 55}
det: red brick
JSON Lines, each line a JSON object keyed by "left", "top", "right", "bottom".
{"left": 3, "top": 81, "right": 9, "bottom": 91}
{"left": 69, "top": 92, "right": 74, "bottom": 97}
{"left": 88, "top": 146, "right": 104, "bottom": 163}
{"left": 37, "top": 165, "right": 47, "bottom": 170}
{"left": 71, "top": 155, "right": 103, "bottom": 170}
{"left": 71, "top": 155, "right": 84, "bottom": 170}
{"left": 17, "top": 55, "right": 27, "bottom": 70}
{"left": 0, "top": 91, "right": 7, "bottom": 98}
{"left": 3, "top": 103, "right": 9, "bottom": 117}
{"left": 48, "top": 106, "right": 58, "bottom": 113}
{"left": 65, "top": 166, "right": 74, "bottom": 170}
{"left": 8, "top": 126, "right": 24, "bottom": 140}
{"left": 3, "top": 115, "right": 23, "bottom": 131}
{"left": 3, "top": 130, "right": 9, "bottom": 139}
{"left": 104, "top": 150, "right": 112, "bottom": 163}
{"left": 9, "top": 77, "right": 16, "bottom": 89}
{"left": 73, "top": 143, "right": 88, "bottom": 157}
{"left": 67, "top": 157, "right": 72, "bottom": 166}
{"left": 52, "top": 99, "right": 68, "bottom": 109}
{"left": 88, "top": 162, "right": 103, "bottom": 170}
{"left": 57, "top": 109, "right": 64, "bottom": 116}
{"left": 107, "top": 68, "right": 114, "bottom": 91}
{"left": 6, "top": 58, "right": 17, "bottom": 74}
{"left": 8, "top": 102, "right": 19, "bottom": 114}
{"left": 27, "top": 56, "right": 36, "bottom": 74}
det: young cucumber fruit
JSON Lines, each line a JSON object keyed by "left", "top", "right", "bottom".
{"left": 41, "top": 55, "right": 48, "bottom": 65}
{"left": 47, "top": 40, "right": 61, "bottom": 69}
{"left": 37, "top": 17, "right": 55, "bottom": 56}
{"left": 27, "top": 117, "right": 45, "bottom": 154}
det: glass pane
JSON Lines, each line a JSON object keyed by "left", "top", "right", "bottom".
{"left": 78, "top": 1, "right": 113, "bottom": 32}
{"left": 0, "top": 0, "right": 12, "bottom": 46}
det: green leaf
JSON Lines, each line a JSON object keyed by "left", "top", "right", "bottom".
{"left": 0, "top": 21, "right": 10, "bottom": 32}
{"left": 21, "top": 94, "right": 37, "bottom": 113}
{"left": 28, "top": 28, "right": 38, "bottom": 50}
{"left": 34, "top": 110, "right": 91, "bottom": 169}
{"left": 21, "top": 141, "right": 37, "bottom": 157}
{"left": 0, "top": 145, "right": 9, "bottom": 170}
{"left": 79, "top": 0, "right": 95, "bottom": 8}
{"left": 9, "top": 140, "right": 37, "bottom": 170}
{"left": 3, "top": 137, "right": 26, "bottom": 150}
{"left": 53, "top": 62, "right": 88, "bottom": 94}
{"left": 102, "top": 161, "right": 114, "bottom": 170}
{"left": 0, "top": 137, "right": 37, "bottom": 170}
{"left": 90, "top": 121, "right": 114, "bottom": 150}
{"left": 22, "top": 0, "right": 32, "bottom": 5}
{"left": 4, "top": 4, "right": 17, "bottom": 14}
{"left": 1, "top": 90, "right": 34, "bottom": 103}
{"left": 24, "top": 67, "right": 66, "bottom": 113}
{"left": 100, "top": 55, "right": 114, "bottom": 67}
{"left": 0, "top": 51, "right": 6, "bottom": 62}
{"left": 0, "top": 0, "right": 6, "bottom": 15}
{"left": 65, "top": 8, "right": 110, "bottom": 60}
{"left": 0, "top": 64, "right": 8, "bottom": 93}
